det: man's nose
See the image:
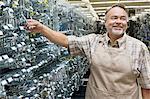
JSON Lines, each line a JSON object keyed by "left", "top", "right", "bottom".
{"left": 115, "top": 18, "right": 122, "bottom": 23}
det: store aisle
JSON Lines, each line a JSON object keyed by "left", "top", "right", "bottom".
{"left": 71, "top": 69, "right": 90, "bottom": 99}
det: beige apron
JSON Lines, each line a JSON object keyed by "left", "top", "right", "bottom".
{"left": 85, "top": 41, "right": 139, "bottom": 99}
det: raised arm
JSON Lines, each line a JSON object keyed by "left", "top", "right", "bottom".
{"left": 25, "top": 19, "right": 68, "bottom": 48}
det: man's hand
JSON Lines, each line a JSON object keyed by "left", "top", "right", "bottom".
{"left": 24, "top": 19, "right": 45, "bottom": 33}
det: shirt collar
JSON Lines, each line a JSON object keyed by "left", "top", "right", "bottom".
{"left": 105, "top": 32, "right": 127, "bottom": 48}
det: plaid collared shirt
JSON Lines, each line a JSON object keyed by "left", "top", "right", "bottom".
{"left": 67, "top": 33, "right": 150, "bottom": 89}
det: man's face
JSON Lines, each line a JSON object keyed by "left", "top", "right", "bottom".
{"left": 105, "top": 7, "right": 128, "bottom": 36}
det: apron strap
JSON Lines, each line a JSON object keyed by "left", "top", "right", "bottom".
{"left": 87, "top": 35, "right": 102, "bottom": 65}
{"left": 126, "top": 36, "right": 141, "bottom": 77}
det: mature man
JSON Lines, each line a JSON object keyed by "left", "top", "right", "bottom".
{"left": 25, "top": 3, "right": 150, "bottom": 99}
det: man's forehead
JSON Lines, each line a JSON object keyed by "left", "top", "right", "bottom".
{"left": 107, "top": 7, "right": 127, "bottom": 14}
{"left": 106, "top": 7, "right": 128, "bottom": 17}
{"left": 104, "top": 7, "right": 128, "bottom": 21}
{"left": 105, "top": 3, "right": 127, "bottom": 15}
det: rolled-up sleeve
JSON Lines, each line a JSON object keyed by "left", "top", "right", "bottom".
{"left": 139, "top": 44, "right": 150, "bottom": 89}
{"left": 67, "top": 34, "right": 97, "bottom": 57}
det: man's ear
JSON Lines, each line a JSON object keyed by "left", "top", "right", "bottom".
{"left": 104, "top": 19, "right": 106, "bottom": 23}
{"left": 126, "top": 16, "right": 129, "bottom": 22}
{"left": 104, "top": 18, "right": 107, "bottom": 24}
{"left": 104, "top": 15, "right": 107, "bottom": 23}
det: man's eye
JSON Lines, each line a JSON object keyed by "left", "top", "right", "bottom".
{"left": 121, "top": 17, "right": 127, "bottom": 20}
{"left": 111, "top": 17, "right": 117, "bottom": 20}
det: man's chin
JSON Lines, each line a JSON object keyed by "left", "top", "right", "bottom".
{"left": 112, "top": 30, "right": 124, "bottom": 35}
